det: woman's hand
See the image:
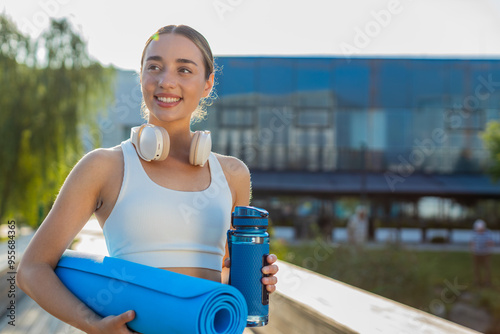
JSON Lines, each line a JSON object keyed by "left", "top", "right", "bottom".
{"left": 262, "top": 254, "right": 279, "bottom": 293}
{"left": 223, "top": 254, "right": 279, "bottom": 293}
{"left": 91, "top": 310, "right": 140, "bottom": 334}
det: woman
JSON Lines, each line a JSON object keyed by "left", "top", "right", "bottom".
{"left": 17, "top": 25, "right": 279, "bottom": 334}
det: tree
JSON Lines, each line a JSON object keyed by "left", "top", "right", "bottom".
{"left": 481, "top": 120, "right": 500, "bottom": 182}
{"left": 0, "top": 13, "right": 115, "bottom": 227}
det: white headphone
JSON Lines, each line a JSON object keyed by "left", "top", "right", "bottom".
{"left": 130, "top": 124, "right": 212, "bottom": 167}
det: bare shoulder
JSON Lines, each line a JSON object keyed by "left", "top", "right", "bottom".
{"left": 68, "top": 145, "right": 123, "bottom": 183}
{"left": 79, "top": 145, "right": 122, "bottom": 167}
{"left": 213, "top": 153, "right": 250, "bottom": 180}
{"left": 213, "top": 153, "right": 252, "bottom": 206}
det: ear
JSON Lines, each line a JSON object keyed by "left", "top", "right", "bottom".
{"left": 202, "top": 72, "right": 215, "bottom": 98}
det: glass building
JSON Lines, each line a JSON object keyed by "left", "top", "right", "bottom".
{"left": 192, "top": 57, "right": 500, "bottom": 233}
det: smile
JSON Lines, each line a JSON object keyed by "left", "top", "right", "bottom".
{"left": 156, "top": 96, "right": 181, "bottom": 103}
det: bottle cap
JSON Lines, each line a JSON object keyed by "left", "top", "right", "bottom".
{"left": 232, "top": 206, "right": 269, "bottom": 227}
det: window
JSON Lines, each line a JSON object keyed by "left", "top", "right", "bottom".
{"left": 444, "top": 108, "right": 485, "bottom": 130}
{"left": 219, "top": 107, "right": 255, "bottom": 127}
{"left": 295, "top": 108, "right": 331, "bottom": 128}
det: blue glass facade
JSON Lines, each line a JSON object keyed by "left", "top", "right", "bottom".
{"left": 190, "top": 57, "right": 500, "bottom": 230}
{"left": 196, "top": 57, "right": 500, "bottom": 174}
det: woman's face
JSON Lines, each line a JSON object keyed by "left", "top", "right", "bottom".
{"left": 141, "top": 33, "right": 213, "bottom": 125}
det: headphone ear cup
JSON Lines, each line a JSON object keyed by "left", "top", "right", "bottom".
{"left": 136, "top": 124, "right": 170, "bottom": 161}
{"left": 189, "top": 131, "right": 212, "bottom": 167}
{"left": 137, "top": 125, "right": 157, "bottom": 161}
{"left": 156, "top": 126, "right": 170, "bottom": 161}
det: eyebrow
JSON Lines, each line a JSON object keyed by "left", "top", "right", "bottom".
{"left": 146, "top": 55, "right": 198, "bottom": 66}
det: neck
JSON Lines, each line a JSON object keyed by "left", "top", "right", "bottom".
{"left": 149, "top": 118, "right": 193, "bottom": 160}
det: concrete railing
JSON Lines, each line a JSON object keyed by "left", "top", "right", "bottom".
{"left": 252, "top": 261, "right": 480, "bottom": 334}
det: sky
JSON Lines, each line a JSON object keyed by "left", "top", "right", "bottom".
{"left": 2, "top": 0, "right": 500, "bottom": 71}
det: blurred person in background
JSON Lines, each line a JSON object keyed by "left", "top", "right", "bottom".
{"left": 470, "top": 219, "right": 495, "bottom": 287}
{"left": 347, "top": 205, "right": 368, "bottom": 246}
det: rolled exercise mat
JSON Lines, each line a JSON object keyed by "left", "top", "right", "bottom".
{"left": 55, "top": 250, "right": 248, "bottom": 334}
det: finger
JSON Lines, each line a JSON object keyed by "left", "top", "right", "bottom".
{"left": 115, "top": 310, "right": 135, "bottom": 326}
{"left": 261, "top": 276, "right": 278, "bottom": 285}
{"left": 223, "top": 258, "right": 231, "bottom": 268}
{"left": 262, "top": 264, "right": 279, "bottom": 275}
{"left": 265, "top": 285, "right": 276, "bottom": 293}
{"left": 266, "top": 254, "right": 277, "bottom": 264}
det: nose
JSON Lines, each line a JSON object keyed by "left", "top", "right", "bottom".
{"left": 158, "top": 69, "right": 176, "bottom": 89}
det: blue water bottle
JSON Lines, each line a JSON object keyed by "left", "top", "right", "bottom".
{"left": 227, "top": 206, "right": 270, "bottom": 327}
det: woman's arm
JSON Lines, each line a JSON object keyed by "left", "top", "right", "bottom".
{"left": 219, "top": 155, "right": 250, "bottom": 284}
{"left": 17, "top": 149, "right": 136, "bottom": 334}
{"left": 218, "top": 155, "right": 278, "bottom": 292}
{"left": 215, "top": 154, "right": 251, "bottom": 212}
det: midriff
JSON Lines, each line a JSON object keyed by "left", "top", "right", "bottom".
{"left": 160, "top": 267, "right": 222, "bottom": 283}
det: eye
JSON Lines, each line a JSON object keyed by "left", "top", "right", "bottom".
{"left": 147, "top": 64, "right": 161, "bottom": 72}
{"left": 179, "top": 67, "right": 192, "bottom": 74}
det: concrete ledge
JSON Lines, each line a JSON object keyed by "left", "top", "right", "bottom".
{"left": 254, "top": 261, "right": 480, "bottom": 334}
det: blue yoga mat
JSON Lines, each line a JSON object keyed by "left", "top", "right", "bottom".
{"left": 55, "top": 250, "right": 248, "bottom": 334}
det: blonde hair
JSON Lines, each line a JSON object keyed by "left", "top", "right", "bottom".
{"left": 140, "top": 25, "right": 216, "bottom": 124}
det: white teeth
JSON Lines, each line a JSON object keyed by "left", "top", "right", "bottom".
{"left": 157, "top": 96, "right": 180, "bottom": 103}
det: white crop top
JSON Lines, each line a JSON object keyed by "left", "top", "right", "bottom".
{"left": 102, "top": 140, "right": 232, "bottom": 271}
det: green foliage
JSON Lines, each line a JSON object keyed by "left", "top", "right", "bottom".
{"left": 0, "top": 13, "right": 116, "bottom": 227}
{"left": 481, "top": 120, "right": 500, "bottom": 182}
